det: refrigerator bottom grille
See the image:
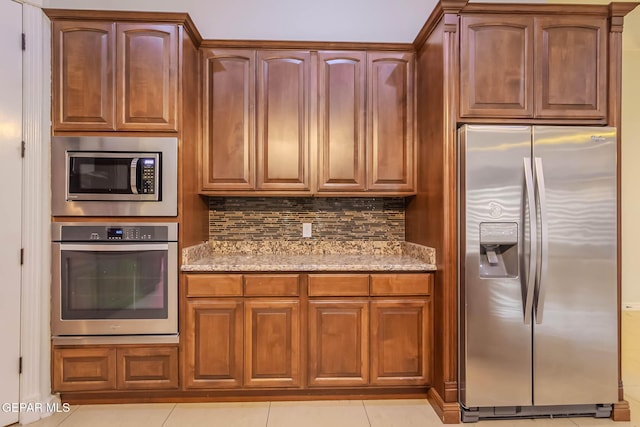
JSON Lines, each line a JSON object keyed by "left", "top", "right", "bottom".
{"left": 461, "top": 404, "right": 612, "bottom": 423}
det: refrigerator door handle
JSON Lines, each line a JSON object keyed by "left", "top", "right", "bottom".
{"left": 523, "top": 158, "right": 537, "bottom": 324}
{"left": 534, "top": 157, "right": 549, "bottom": 324}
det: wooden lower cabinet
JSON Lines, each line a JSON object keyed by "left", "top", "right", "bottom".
{"left": 308, "top": 300, "right": 369, "bottom": 387}
{"left": 52, "top": 345, "right": 178, "bottom": 392}
{"left": 183, "top": 299, "right": 243, "bottom": 389}
{"left": 244, "top": 299, "right": 301, "bottom": 387}
{"left": 370, "top": 299, "right": 431, "bottom": 386}
{"left": 180, "top": 272, "right": 432, "bottom": 393}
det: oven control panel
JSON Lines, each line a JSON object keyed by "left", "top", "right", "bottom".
{"left": 56, "top": 224, "right": 177, "bottom": 242}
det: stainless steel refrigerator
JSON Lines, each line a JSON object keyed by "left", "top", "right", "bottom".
{"left": 458, "top": 125, "right": 618, "bottom": 422}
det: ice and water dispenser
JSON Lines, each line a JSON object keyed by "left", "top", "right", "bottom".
{"left": 479, "top": 222, "right": 518, "bottom": 278}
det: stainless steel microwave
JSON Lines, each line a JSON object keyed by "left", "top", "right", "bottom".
{"left": 51, "top": 136, "right": 178, "bottom": 216}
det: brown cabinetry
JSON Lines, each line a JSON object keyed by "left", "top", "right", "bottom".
{"left": 183, "top": 299, "right": 244, "bottom": 389}
{"left": 257, "top": 50, "right": 311, "bottom": 192}
{"left": 308, "top": 299, "right": 369, "bottom": 386}
{"left": 183, "top": 274, "right": 301, "bottom": 389}
{"left": 370, "top": 299, "right": 431, "bottom": 385}
{"left": 200, "top": 49, "right": 256, "bottom": 191}
{"left": 459, "top": 14, "right": 607, "bottom": 121}
{"left": 52, "top": 20, "right": 178, "bottom": 132}
{"left": 367, "top": 52, "right": 415, "bottom": 192}
{"left": 244, "top": 299, "right": 301, "bottom": 387}
{"left": 52, "top": 345, "right": 178, "bottom": 392}
{"left": 307, "top": 273, "right": 432, "bottom": 387}
{"left": 200, "top": 49, "right": 415, "bottom": 196}
{"left": 317, "top": 51, "right": 367, "bottom": 192}
{"left": 182, "top": 272, "right": 432, "bottom": 391}
{"left": 534, "top": 16, "right": 607, "bottom": 119}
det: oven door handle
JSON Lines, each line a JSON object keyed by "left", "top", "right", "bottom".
{"left": 59, "top": 243, "right": 170, "bottom": 252}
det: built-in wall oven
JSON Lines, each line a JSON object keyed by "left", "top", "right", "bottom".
{"left": 51, "top": 223, "right": 178, "bottom": 343}
{"left": 51, "top": 136, "right": 178, "bottom": 217}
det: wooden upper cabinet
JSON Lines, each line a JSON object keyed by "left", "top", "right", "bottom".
{"left": 459, "top": 15, "right": 534, "bottom": 118}
{"left": 201, "top": 49, "right": 256, "bottom": 191}
{"left": 116, "top": 23, "right": 178, "bottom": 131}
{"left": 52, "top": 21, "right": 116, "bottom": 131}
{"left": 257, "top": 51, "right": 311, "bottom": 192}
{"left": 367, "top": 52, "right": 415, "bottom": 192}
{"left": 534, "top": 16, "right": 607, "bottom": 119}
{"left": 459, "top": 13, "right": 608, "bottom": 121}
{"left": 51, "top": 20, "right": 178, "bottom": 132}
{"left": 317, "top": 51, "right": 366, "bottom": 192}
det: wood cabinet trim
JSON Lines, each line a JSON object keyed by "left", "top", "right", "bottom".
{"left": 244, "top": 274, "right": 300, "bottom": 297}
{"left": 185, "top": 274, "right": 244, "bottom": 297}
{"left": 370, "top": 274, "right": 433, "bottom": 296}
{"left": 308, "top": 274, "right": 370, "bottom": 297}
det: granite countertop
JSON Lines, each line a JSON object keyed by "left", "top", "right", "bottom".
{"left": 181, "top": 240, "right": 436, "bottom": 272}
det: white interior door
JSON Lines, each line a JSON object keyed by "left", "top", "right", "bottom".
{"left": 0, "top": 1, "right": 23, "bottom": 425}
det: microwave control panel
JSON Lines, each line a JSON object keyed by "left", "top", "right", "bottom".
{"left": 140, "top": 158, "right": 156, "bottom": 194}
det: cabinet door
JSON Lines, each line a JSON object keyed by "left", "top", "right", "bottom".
{"left": 116, "top": 346, "right": 178, "bottom": 390}
{"left": 184, "top": 299, "right": 243, "bottom": 389}
{"left": 308, "top": 300, "right": 369, "bottom": 387}
{"left": 52, "top": 21, "right": 115, "bottom": 131}
{"left": 244, "top": 299, "right": 301, "bottom": 387}
{"left": 370, "top": 299, "right": 431, "bottom": 386}
{"left": 317, "top": 51, "right": 366, "bottom": 192}
{"left": 116, "top": 23, "right": 178, "bottom": 131}
{"left": 52, "top": 347, "right": 116, "bottom": 392}
{"left": 201, "top": 49, "right": 256, "bottom": 191}
{"left": 459, "top": 15, "right": 534, "bottom": 118}
{"left": 367, "top": 52, "right": 415, "bottom": 192}
{"left": 256, "top": 51, "right": 311, "bottom": 191}
{"left": 534, "top": 16, "right": 607, "bottom": 119}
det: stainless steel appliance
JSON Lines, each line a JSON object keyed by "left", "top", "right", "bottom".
{"left": 459, "top": 125, "right": 618, "bottom": 421}
{"left": 51, "top": 136, "right": 178, "bottom": 216}
{"left": 51, "top": 222, "right": 178, "bottom": 343}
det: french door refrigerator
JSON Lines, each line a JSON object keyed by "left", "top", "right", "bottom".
{"left": 459, "top": 125, "right": 618, "bottom": 422}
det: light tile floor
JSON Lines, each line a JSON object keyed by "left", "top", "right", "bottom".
{"left": 20, "top": 311, "right": 640, "bottom": 426}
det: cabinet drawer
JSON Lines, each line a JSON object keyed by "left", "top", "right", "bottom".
{"left": 370, "top": 274, "right": 432, "bottom": 296}
{"left": 308, "top": 274, "right": 369, "bottom": 296}
{"left": 116, "top": 346, "right": 179, "bottom": 390}
{"left": 185, "top": 274, "right": 243, "bottom": 297}
{"left": 52, "top": 347, "right": 116, "bottom": 392}
{"left": 244, "top": 274, "right": 299, "bottom": 296}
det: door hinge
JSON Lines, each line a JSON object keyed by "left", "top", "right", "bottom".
{"left": 19, "top": 357, "right": 22, "bottom": 374}
{"left": 21, "top": 141, "right": 25, "bottom": 158}
{"left": 22, "top": 33, "right": 25, "bottom": 51}
{"left": 20, "top": 248, "right": 24, "bottom": 265}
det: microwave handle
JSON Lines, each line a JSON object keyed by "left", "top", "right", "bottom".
{"left": 130, "top": 158, "right": 139, "bottom": 194}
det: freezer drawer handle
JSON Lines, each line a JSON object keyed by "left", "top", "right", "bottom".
{"left": 534, "top": 157, "right": 549, "bottom": 324}
{"left": 523, "top": 158, "right": 537, "bottom": 324}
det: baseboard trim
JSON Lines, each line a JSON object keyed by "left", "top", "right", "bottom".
{"left": 428, "top": 387, "right": 461, "bottom": 424}
{"left": 612, "top": 400, "right": 631, "bottom": 421}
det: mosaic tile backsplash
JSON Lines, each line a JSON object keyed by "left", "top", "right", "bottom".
{"left": 208, "top": 197, "right": 405, "bottom": 241}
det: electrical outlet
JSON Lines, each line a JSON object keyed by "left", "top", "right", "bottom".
{"left": 302, "top": 223, "right": 312, "bottom": 238}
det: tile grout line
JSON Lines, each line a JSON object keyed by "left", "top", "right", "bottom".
{"left": 266, "top": 401, "right": 271, "bottom": 427}
{"left": 55, "top": 404, "right": 83, "bottom": 427}
{"left": 159, "top": 403, "right": 177, "bottom": 427}
{"left": 361, "top": 400, "right": 373, "bottom": 427}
